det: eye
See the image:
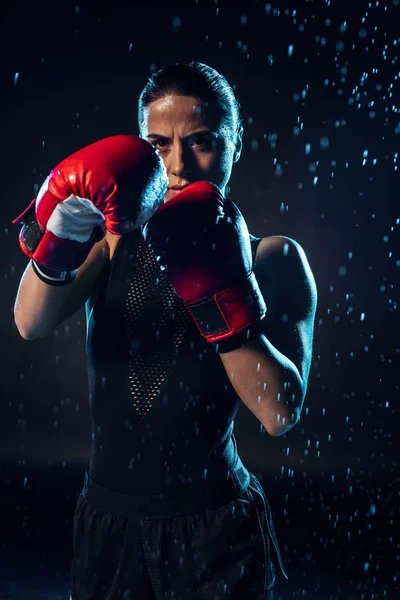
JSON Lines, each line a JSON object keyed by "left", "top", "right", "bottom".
{"left": 191, "top": 136, "right": 213, "bottom": 149}
{"left": 152, "top": 138, "right": 170, "bottom": 150}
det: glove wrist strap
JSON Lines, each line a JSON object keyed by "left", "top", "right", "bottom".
{"left": 186, "top": 272, "right": 267, "bottom": 344}
{"left": 215, "top": 323, "right": 263, "bottom": 354}
{"left": 31, "top": 260, "right": 77, "bottom": 286}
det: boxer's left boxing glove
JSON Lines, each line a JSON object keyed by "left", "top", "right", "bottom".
{"left": 142, "top": 181, "right": 266, "bottom": 352}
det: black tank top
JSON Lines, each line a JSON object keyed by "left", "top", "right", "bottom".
{"left": 86, "top": 227, "right": 263, "bottom": 495}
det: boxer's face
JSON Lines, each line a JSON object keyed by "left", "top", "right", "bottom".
{"left": 141, "top": 95, "right": 240, "bottom": 202}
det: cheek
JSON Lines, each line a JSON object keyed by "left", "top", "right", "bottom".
{"left": 217, "top": 147, "right": 234, "bottom": 175}
{"left": 205, "top": 146, "right": 233, "bottom": 172}
{"left": 193, "top": 153, "right": 218, "bottom": 175}
{"left": 202, "top": 152, "right": 233, "bottom": 189}
{"left": 221, "top": 149, "right": 232, "bottom": 167}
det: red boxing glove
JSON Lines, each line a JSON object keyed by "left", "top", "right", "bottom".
{"left": 142, "top": 181, "right": 266, "bottom": 347}
{"left": 12, "top": 135, "right": 167, "bottom": 275}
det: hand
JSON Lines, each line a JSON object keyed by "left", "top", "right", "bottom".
{"left": 142, "top": 181, "right": 266, "bottom": 344}
{"left": 12, "top": 135, "right": 167, "bottom": 274}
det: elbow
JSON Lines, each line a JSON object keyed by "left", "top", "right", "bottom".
{"left": 15, "top": 323, "right": 35, "bottom": 341}
{"left": 13, "top": 305, "right": 34, "bottom": 340}
{"left": 267, "top": 421, "right": 296, "bottom": 437}
{"left": 266, "top": 405, "right": 302, "bottom": 437}
{"left": 270, "top": 383, "right": 306, "bottom": 436}
{"left": 14, "top": 318, "right": 42, "bottom": 341}
{"left": 264, "top": 378, "right": 306, "bottom": 436}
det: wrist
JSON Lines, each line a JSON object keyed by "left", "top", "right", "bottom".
{"left": 186, "top": 272, "right": 266, "bottom": 344}
{"left": 31, "top": 260, "right": 77, "bottom": 286}
{"left": 215, "top": 322, "right": 263, "bottom": 354}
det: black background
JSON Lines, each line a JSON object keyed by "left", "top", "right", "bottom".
{"left": 0, "top": 0, "right": 399, "bottom": 598}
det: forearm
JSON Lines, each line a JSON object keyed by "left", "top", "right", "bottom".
{"left": 219, "top": 333, "right": 304, "bottom": 436}
{"left": 14, "top": 240, "right": 108, "bottom": 340}
{"left": 14, "top": 260, "right": 77, "bottom": 340}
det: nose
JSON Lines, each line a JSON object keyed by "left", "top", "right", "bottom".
{"left": 167, "top": 141, "right": 192, "bottom": 178}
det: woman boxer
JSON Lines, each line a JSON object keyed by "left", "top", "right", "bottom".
{"left": 13, "top": 61, "right": 317, "bottom": 599}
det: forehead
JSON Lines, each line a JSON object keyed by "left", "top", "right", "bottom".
{"left": 144, "top": 95, "right": 221, "bottom": 132}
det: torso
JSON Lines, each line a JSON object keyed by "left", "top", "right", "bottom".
{"left": 89, "top": 230, "right": 289, "bottom": 312}
{"left": 87, "top": 226, "right": 257, "bottom": 492}
{"left": 104, "top": 230, "right": 286, "bottom": 263}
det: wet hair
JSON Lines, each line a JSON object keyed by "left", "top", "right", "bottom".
{"left": 138, "top": 61, "right": 243, "bottom": 149}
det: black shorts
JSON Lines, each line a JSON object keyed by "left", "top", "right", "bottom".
{"left": 69, "top": 461, "right": 287, "bottom": 599}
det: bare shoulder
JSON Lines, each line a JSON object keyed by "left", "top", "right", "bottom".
{"left": 253, "top": 236, "right": 300, "bottom": 283}
{"left": 255, "top": 235, "right": 300, "bottom": 261}
{"left": 104, "top": 230, "right": 123, "bottom": 262}
{"left": 254, "top": 235, "right": 317, "bottom": 304}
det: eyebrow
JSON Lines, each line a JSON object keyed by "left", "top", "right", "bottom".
{"left": 147, "top": 130, "right": 217, "bottom": 141}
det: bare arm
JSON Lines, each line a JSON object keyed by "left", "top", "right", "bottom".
{"left": 219, "top": 236, "right": 317, "bottom": 436}
{"left": 14, "top": 238, "right": 110, "bottom": 340}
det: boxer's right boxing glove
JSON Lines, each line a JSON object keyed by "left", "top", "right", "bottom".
{"left": 12, "top": 135, "right": 167, "bottom": 285}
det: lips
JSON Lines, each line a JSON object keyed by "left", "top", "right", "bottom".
{"left": 168, "top": 184, "right": 190, "bottom": 191}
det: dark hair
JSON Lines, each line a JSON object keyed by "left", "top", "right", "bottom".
{"left": 138, "top": 61, "right": 243, "bottom": 148}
